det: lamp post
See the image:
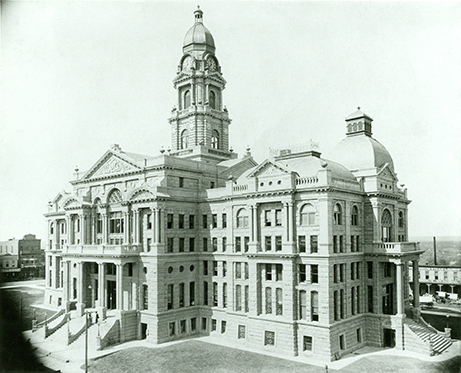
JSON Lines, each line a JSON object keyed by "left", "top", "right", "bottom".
{"left": 446, "top": 314, "right": 449, "bottom": 329}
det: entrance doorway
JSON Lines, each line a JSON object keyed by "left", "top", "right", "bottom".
{"left": 383, "top": 328, "right": 395, "bottom": 348}
{"left": 107, "top": 280, "right": 117, "bottom": 309}
{"left": 141, "top": 323, "right": 148, "bottom": 339}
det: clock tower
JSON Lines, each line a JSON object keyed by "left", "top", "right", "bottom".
{"left": 168, "top": 7, "right": 235, "bottom": 163}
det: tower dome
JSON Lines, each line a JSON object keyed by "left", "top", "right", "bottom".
{"left": 328, "top": 108, "right": 395, "bottom": 173}
{"left": 183, "top": 7, "right": 215, "bottom": 54}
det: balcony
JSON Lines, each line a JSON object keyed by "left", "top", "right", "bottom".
{"left": 62, "top": 244, "right": 142, "bottom": 256}
{"left": 373, "top": 242, "right": 420, "bottom": 254}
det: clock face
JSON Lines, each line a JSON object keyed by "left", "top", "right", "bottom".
{"left": 207, "top": 57, "right": 217, "bottom": 72}
{"left": 182, "top": 56, "right": 194, "bottom": 71}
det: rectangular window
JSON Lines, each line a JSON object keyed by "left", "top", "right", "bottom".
{"left": 212, "top": 237, "right": 218, "bottom": 252}
{"left": 213, "top": 261, "right": 218, "bottom": 276}
{"left": 340, "top": 264, "right": 345, "bottom": 282}
{"left": 203, "top": 260, "right": 208, "bottom": 276}
{"left": 368, "top": 285, "right": 373, "bottom": 313}
{"left": 303, "top": 336, "right": 313, "bottom": 351}
{"left": 356, "top": 285, "right": 360, "bottom": 314}
{"left": 180, "top": 319, "right": 186, "bottom": 334}
{"left": 340, "top": 235, "right": 344, "bottom": 253}
{"left": 178, "top": 214, "right": 184, "bottom": 229}
{"left": 202, "top": 317, "right": 207, "bottom": 330}
{"left": 143, "top": 284, "right": 148, "bottom": 310}
{"left": 238, "top": 325, "right": 246, "bottom": 339}
{"left": 191, "top": 317, "right": 197, "bottom": 331}
{"left": 169, "top": 322, "right": 175, "bottom": 336}
{"left": 244, "top": 236, "right": 250, "bottom": 252}
{"left": 384, "top": 263, "right": 392, "bottom": 278}
{"left": 351, "top": 262, "right": 355, "bottom": 280}
{"left": 275, "top": 209, "right": 282, "bottom": 226}
{"left": 167, "top": 214, "right": 173, "bottom": 229}
{"left": 147, "top": 214, "right": 152, "bottom": 230}
{"left": 203, "top": 282, "right": 208, "bottom": 305}
{"left": 179, "top": 238, "right": 185, "bottom": 252}
{"left": 299, "top": 264, "right": 306, "bottom": 282}
{"left": 213, "top": 282, "right": 218, "bottom": 306}
{"left": 244, "top": 262, "right": 249, "bottom": 279}
{"left": 245, "top": 285, "right": 249, "bottom": 313}
{"left": 222, "top": 237, "right": 227, "bottom": 252}
{"left": 265, "top": 287, "right": 272, "bottom": 314}
{"left": 299, "top": 235, "right": 306, "bottom": 253}
{"left": 203, "top": 237, "right": 208, "bottom": 252}
{"left": 275, "top": 236, "right": 282, "bottom": 252}
{"left": 189, "top": 282, "right": 195, "bottom": 306}
{"left": 222, "top": 213, "right": 227, "bottom": 228}
{"left": 223, "top": 261, "right": 227, "bottom": 277}
{"left": 351, "top": 287, "right": 355, "bottom": 315}
{"left": 109, "top": 212, "right": 124, "bottom": 234}
{"left": 264, "top": 331, "right": 275, "bottom": 346}
{"left": 179, "top": 177, "right": 184, "bottom": 188}
{"left": 356, "top": 262, "right": 360, "bottom": 280}
{"left": 299, "top": 290, "right": 307, "bottom": 320}
{"left": 351, "top": 235, "right": 355, "bottom": 252}
{"left": 265, "top": 236, "right": 272, "bottom": 251}
{"left": 311, "top": 265, "right": 318, "bottom": 283}
{"left": 211, "top": 319, "right": 217, "bottom": 331}
{"left": 235, "top": 284, "right": 242, "bottom": 311}
{"left": 221, "top": 320, "right": 226, "bottom": 334}
{"left": 235, "top": 262, "right": 242, "bottom": 279}
{"left": 189, "top": 237, "right": 195, "bottom": 252}
{"left": 223, "top": 283, "right": 227, "bottom": 308}
{"left": 179, "top": 283, "right": 185, "bottom": 308}
{"left": 355, "top": 235, "right": 360, "bottom": 252}
{"left": 310, "top": 235, "right": 318, "bottom": 253}
{"left": 357, "top": 328, "right": 362, "bottom": 343}
{"left": 265, "top": 210, "right": 272, "bottom": 226}
{"left": 339, "top": 335, "right": 345, "bottom": 350}
{"left": 367, "top": 261, "right": 373, "bottom": 279}
{"left": 340, "top": 289, "right": 345, "bottom": 319}
{"left": 235, "top": 236, "right": 241, "bottom": 252}
{"left": 167, "top": 238, "right": 174, "bottom": 253}
{"left": 276, "top": 288, "right": 283, "bottom": 315}
{"left": 202, "top": 214, "right": 208, "bottom": 229}
{"left": 311, "top": 291, "right": 319, "bottom": 321}
{"left": 167, "top": 284, "right": 173, "bottom": 310}
{"left": 212, "top": 214, "right": 217, "bottom": 229}
{"left": 276, "top": 264, "right": 283, "bottom": 281}
{"left": 333, "top": 236, "right": 338, "bottom": 253}
{"left": 210, "top": 181, "right": 215, "bottom": 189}
{"left": 189, "top": 215, "right": 195, "bottom": 229}
{"left": 334, "top": 290, "right": 339, "bottom": 321}
{"left": 265, "top": 264, "right": 272, "bottom": 281}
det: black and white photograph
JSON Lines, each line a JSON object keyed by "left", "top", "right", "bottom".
{"left": 1, "top": 1, "right": 460, "bottom": 372}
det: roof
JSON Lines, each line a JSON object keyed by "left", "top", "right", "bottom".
{"left": 183, "top": 8, "right": 215, "bottom": 52}
{"left": 328, "top": 134, "right": 394, "bottom": 173}
{"left": 346, "top": 107, "right": 372, "bottom": 121}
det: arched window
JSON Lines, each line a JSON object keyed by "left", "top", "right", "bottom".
{"left": 211, "top": 130, "right": 219, "bottom": 149}
{"left": 180, "top": 129, "right": 189, "bottom": 149}
{"left": 398, "top": 211, "right": 404, "bottom": 228}
{"left": 300, "top": 203, "right": 316, "bottom": 226}
{"left": 381, "top": 209, "right": 392, "bottom": 242}
{"left": 333, "top": 203, "right": 342, "bottom": 225}
{"left": 236, "top": 208, "right": 249, "bottom": 228}
{"left": 50, "top": 222, "right": 54, "bottom": 235}
{"left": 183, "top": 90, "right": 191, "bottom": 109}
{"left": 209, "top": 90, "right": 216, "bottom": 109}
{"left": 108, "top": 189, "right": 123, "bottom": 204}
{"left": 351, "top": 205, "right": 359, "bottom": 226}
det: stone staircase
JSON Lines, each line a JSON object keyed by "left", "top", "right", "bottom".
{"left": 405, "top": 318, "right": 452, "bottom": 354}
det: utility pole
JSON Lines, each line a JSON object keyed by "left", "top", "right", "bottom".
{"left": 85, "top": 311, "right": 89, "bottom": 373}
{"left": 433, "top": 237, "right": 437, "bottom": 265}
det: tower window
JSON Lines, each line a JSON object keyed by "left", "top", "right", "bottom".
{"left": 183, "top": 90, "right": 191, "bottom": 109}
{"left": 381, "top": 209, "right": 393, "bottom": 242}
{"left": 334, "top": 203, "right": 342, "bottom": 225}
{"left": 180, "top": 129, "right": 189, "bottom": 149}
{"left": 211, "top": 130, "right": 219, "bottom": 149}
{"left": 209, "top": 90, "right": 216, "bottom": 109}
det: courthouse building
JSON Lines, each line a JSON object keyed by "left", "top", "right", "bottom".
{"left": 43, "top": 8, "right": 446, "bottom": 361}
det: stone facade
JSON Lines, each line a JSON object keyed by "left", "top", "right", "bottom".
{"left": 43, "top": 8, "right": 423, "bottom": 361}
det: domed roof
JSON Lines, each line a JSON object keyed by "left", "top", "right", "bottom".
{"left": 183, "top": 8, "right": 215, "bottom": 52}
{"left": 328, "top": 135, "right": 394, "bottom": 173}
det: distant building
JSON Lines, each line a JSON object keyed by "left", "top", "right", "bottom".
{"left": 42, "top": 8, "right": 453, "bottom": 361}
{"left": 0, "top": 234, "right": 44, "bottom": 281}
{"left": 409, "top": 264, "right": 461, "bottom": 300}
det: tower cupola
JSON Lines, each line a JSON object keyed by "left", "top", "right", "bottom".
{"left": 183, "top": 6, "right": 216, "bottom": 54}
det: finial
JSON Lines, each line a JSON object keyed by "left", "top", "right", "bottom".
{"left": 357, "top": 106, "right": 361, "bottom": 110}
{"left": 194, "top": 5, "right": 203, "bottom": 23}
{"left": 160, "top": 147, "right": 165, "bottom": 154}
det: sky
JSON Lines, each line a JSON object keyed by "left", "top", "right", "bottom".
{"left": 1, "top": 1, "right": 460, "bottom": 242}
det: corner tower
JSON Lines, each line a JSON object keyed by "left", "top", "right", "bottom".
{"left": 169, "top": 7, "right": 236, "bottom": 163}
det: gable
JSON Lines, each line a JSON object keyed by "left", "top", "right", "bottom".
{"left": 84, "top": 153, "right": 142, "bottom": 179}
{"left": 248, "top": 160, "right": 292, "bottom": 178}
{"left": 378, "top": 163, "right": 398, "bottom": 181}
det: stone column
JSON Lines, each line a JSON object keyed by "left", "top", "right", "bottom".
{"left": 152, "top": 208, "right": 157, "bottom": 243}
{"left": 77, "top": 261, "right": 85, "bottom": 315}
{"left": 396, "top": 263, "right": 404, "bottom": 315}
{"left": 413, "top": 260, "right": 420, "bottom": 308}
{"left": 133, "top": 210, "right": 140, "bottom": 244}
{"left": 249, "top": 205, "right": 254, "bottom": 242}
{"left": 252, "top": 205, "right": 258, "bottom": 246}
{"left": 66, "top": 216, "right": 72, "bottom": 245}
{"left": 91, "top": 214, "right": 96, "bottom": 244}
{"left": 124, "top": 212, "right": 129, "bottom": 244}
{"left": 116, "top": 264, "right": 123, "bottom": 310}
{"left": 288, "top": 202, "right": 294, "bottom": 245}
{"left": 81, "top": 214, "right": 86, "bottom": 244}
{"left": 98, "top": 263, "right": 105, "bottom": 308}
{"left": 102, "top": 213, "right": 108, "bottom": 244}
{"left": 63, "top": 260, "right": 69, "bottom": 301}
{"left": 53, "top": 219, "right": 59, "bottom": 248}
{"left": 158, "top": 208, "right": 164, "bottom": 244}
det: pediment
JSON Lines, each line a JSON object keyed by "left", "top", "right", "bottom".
{"left": 84, "top": 153, "right": 142, "bottom": 180}
{"left": 378, "top": 163, "right": 398, "bottom": 181}
{"left": 248, "top": 159, "right": 292, "bottom": 178}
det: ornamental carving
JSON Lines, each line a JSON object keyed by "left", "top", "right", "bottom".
{"left": 93, "top": 157, "right": 136, "bottom": 177}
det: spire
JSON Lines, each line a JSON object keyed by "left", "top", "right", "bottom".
{"left": 194, "top": 6, "right": 203, "bottom": 23}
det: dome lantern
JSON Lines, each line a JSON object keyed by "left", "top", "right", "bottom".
{"left": 183, "top": 7, "right": 216, "bottom": 54}
{"left": 345, "top": 106, "right": 373, "bottom": 137}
